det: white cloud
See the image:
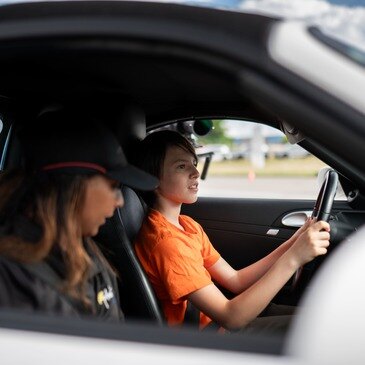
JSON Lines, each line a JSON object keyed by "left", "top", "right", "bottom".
{"left": 239, "top": 0, "right": 365, "bottom": 52}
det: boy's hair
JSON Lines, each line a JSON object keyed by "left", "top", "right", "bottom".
{"left": 136, "top": 130, "right": 197, "bottom": 207}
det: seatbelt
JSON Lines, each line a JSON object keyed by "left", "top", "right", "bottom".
{"left": 183, "top": 300, "right": 221, "bottom": 331}
{"left": 183, "top": 300, "right": 200, "bottom": 328}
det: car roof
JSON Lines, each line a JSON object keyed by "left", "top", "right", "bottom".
{"left": 0, "top": 0, "right": 364, "bottom": 188}
{"left": 0, "top": 1, "right": 279, "bottom": 126}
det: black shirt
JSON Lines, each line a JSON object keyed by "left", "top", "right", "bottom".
{"left": 0, "top": 244, "right": 124, "bottom": 322}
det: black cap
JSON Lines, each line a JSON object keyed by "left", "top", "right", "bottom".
{"left": 18, "top": 109, "right": 159, "bottom": 191}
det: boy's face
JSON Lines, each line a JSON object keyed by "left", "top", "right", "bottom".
{"left": 156, "top": 145, "right": 200, "bottom": 205}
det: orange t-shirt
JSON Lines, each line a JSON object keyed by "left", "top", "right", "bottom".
{"left": 135, "top": 209, "right": 220, "bottom": 329}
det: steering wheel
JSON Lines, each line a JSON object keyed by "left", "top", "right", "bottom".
{"left": 291, "top": 169, "right": 339, "bottom": 290}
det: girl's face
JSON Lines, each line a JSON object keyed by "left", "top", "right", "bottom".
{"left": 80, "top": 175, "right": 124, "bottom": 237}
{"left": 156, "top": 145, "right": 200, "bottom": 205}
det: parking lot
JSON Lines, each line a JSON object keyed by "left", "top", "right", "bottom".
{"left": 198, "top": 176, "right": 346, "bottom": 200}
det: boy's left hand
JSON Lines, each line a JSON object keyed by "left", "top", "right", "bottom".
{"left": 291, "top": 217, "right": 313, "bottom": 242}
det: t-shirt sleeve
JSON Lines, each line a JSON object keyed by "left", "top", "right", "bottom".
{"left": 151, "top": 237, "right": 214, "bottom": 304}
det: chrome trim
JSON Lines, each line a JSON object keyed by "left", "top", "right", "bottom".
{"left": 266, "top": 229, "right": 279, "bottom": 236}
{"left": 282, "top": 211, "right": 312, "bottom": 228}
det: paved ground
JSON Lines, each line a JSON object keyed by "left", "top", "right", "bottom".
{"left": 198, "top": 176, "right": 346, "bottom": 200}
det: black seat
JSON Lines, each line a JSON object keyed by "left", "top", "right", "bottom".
{"left": 96, "top": 185, "right": 164, "bottom": 325}
{"left": 95, "top": 103, "right": 164, "bottom": 324}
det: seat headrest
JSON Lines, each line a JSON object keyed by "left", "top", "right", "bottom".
{"left": 119, "top": 186, "right": 148, "bottom": 242}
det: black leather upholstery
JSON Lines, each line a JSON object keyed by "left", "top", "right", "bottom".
{"left": 119, "top": 186, "right": 148, "bottom": 245}
{"left": 96, "top": 186, "right": 164, "bottom": 325}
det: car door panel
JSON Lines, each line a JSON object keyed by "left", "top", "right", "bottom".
{"left": 182, "top": 197, "right": 351, "bottom": 270}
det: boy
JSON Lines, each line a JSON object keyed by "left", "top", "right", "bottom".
{"left": 134, "top": 131, "right": 330, "bottom": 333}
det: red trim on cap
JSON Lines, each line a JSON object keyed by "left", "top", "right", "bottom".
{"left": 41, "top": 162, "right": 106, "bottom": 174}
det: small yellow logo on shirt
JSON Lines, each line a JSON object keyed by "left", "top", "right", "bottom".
{"left": 97, "top": 286, "right": 114, "bottom": 309}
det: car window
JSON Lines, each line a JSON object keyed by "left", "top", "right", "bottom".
{"left": 193, "top": 120, "right": 346, "bottom": 200}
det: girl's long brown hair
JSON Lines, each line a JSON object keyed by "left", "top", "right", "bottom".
{"left": 0, "top": 169, "right": 97, "bottom": 309}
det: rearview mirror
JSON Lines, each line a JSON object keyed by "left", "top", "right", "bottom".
{"left": 177, "top": 119, "right": 213, "bottom": 137}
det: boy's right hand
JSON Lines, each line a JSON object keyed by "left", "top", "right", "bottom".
{"left": 288, "top": 220, "right": 331, "bottom": 267}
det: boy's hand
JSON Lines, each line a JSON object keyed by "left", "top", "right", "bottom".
{"left": 289, "top": 220, "right": 331, "bottom": 267}
{"left": 290, "top": 216, "right": 313, "bottom": 242}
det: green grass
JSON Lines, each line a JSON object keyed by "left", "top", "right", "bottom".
{"left": 199, "top": 156, "right": 327, "bottom": 177}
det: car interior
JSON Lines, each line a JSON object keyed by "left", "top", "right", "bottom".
{"left": 0, "top": 0, "right": 364, "bottom": 356}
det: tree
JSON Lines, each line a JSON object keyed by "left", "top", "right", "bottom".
{"left": 197, "top": 120, "right": 232, "bottom": 146}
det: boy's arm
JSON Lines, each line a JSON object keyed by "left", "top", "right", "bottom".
{"left": 189, "top": 220, "right": 330, "bottom": 331}
{"left": 208, "top": 218, "right": 312, "bottom": 294}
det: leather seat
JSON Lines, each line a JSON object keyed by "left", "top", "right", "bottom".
{"left": 95, "top": 103, "right": 164, "bottom": 324}
{"left": 96, "top": 186, "right": 164, "bottom": 325}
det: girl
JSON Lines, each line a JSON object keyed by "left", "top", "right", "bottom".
{"left": 0, "top": 109, "right": 157, "bottom": 319}
{"left": 134, "top": 130, "right": 330, "bottom": 333}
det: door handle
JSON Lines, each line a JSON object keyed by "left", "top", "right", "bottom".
{"left": 281, "top": 211, "right": 312, "bottom": 227}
